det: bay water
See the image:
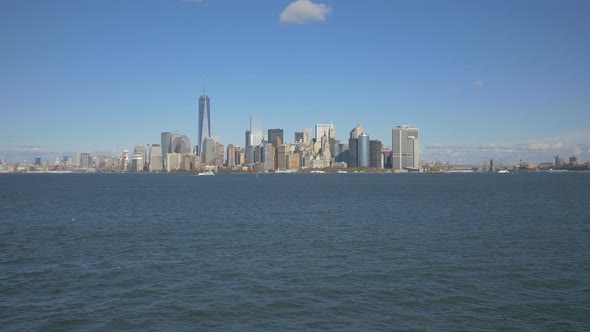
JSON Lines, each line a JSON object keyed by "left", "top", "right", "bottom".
{"left": 1, "top": 173, "right": 589, "bottom": 330}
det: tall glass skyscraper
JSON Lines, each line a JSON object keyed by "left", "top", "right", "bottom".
{"left": 198, "top": 89, "right": 211, "bottom": 156}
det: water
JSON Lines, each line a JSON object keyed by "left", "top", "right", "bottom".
{"left": 1, "top": 173, "right": 589, "bottom": 331}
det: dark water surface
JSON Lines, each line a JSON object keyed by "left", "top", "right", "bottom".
{"left": 1, "top": 173, "right": 589, "bottom": 331}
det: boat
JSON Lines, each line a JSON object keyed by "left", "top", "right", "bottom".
{"left": 310, "top": 170, "right": 325, "bottom": 174}
{"left": 498, "top": 170, "right": 510, "bottom": 174}
{"left": 547, "top": 169, "right": 568, "bottom": 173}
{"left": 197, "top": 170, "right": 215, "bottom": 176}
{"left": 337, "top": 170, "right": 347, "bottom": 174}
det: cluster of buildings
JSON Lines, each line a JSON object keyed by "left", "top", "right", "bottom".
{"left": 3, "top": 88, "right": 585, "bottom": 174}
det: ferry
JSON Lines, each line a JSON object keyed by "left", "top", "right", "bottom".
{"left": 337, "top": 170, "right": 347, "bottom": 174}
{"left": 498, "top": 170, "right": 510, "bottom": 174}
{"left": 197, "top": 170, "right": 215, "bottom": 176}
{"left": 311, "top": 170, "right": 325, "bottom": 174}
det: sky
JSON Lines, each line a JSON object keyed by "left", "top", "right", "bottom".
{"left": 1, "top": 0, "right": 589, "bottom": 164}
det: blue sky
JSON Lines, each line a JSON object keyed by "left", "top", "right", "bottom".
{"left": 1, "top": 0, "right": 589, "bottom": 164}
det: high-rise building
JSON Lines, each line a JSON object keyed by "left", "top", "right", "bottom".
{"left": 392, "top": 125, "right": 419, "bottom": 171}
{"left": 80, "top": 153, "right": 90, "bottom": 169}
{"left": 35, "top": 157, "right": 41, "bottom": 166}
{"left": 131, "top": 154, "right": 143, "bottom": 172}
{"left": 201, "top": 137, "right": 216, "bottom": 165}
{"left": 245, "top": 130, "right": 252, "bottom": 148}
{"left": 358, "top": 133, "right": 370, "bottom": 167}
{"left": 250, "top": 115, "right": 263, "bottom": 147}
{"left": 171, "top": 135, "right": 191, "bottom": 154}
{"left": 315, "top": 124, "right": 331, "bottom": 142}
{"left": 268, "top": 128, "right": 284, "bottom": 147}
{"left": 198, "top": 88, "right": 211, "bottom": 155}
{"left": 370, "top": 140, "right": 383, "bottom": 169}
{"left": 148, "top": 145, "right": 163, "bottom": 172}
{"left": 350, "top": 124, "right": 363, "bottom": 139}
{"left": 262, "top": 143, "right": 275, "bottom": 172}
{"left": 227, "top": 144, "right": 236, "bottom": 167}
{"left": 161, "top": 132, "right": 172, "bottom": 156}
{"left": 294, "top": 132, "right": 304, "bottom": 143}
{"left": 166, "top": 153, "right": 182, "bottom": 172}
{"left": 348, "top": 138, "right": 357, "bottom": 168}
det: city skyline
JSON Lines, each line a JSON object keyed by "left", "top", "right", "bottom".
{"left": 1, "top": 0, "right": 589, "bottom": 163}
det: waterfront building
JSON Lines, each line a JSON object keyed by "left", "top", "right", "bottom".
{"left": 392, "top": 125, "right": 419, "bottom": 171}
{"left": 348, "top": 138, "right": 358, "bottom": 168}
{"left": 358, "top": 133, "right": 370, "bottom": 167}
{"left": 554, "top": 155, "right": 563, "bottom": 167}
{"left": 227, "top": 144, "right": 236, "bottom": 167}
{"left": 166, "top": 153, "right": 181, "bottom": 172}
{"left": 148, "top": 145, "right": 163, "bottom": 172}
{"left": 80, "top": 153, "right": 90, "bottom": 169}
{"left": 277, "top": 144, "right": 289, "bottom": 171}
{"left": 287, "top": 153, "right": 300, "bottom": 170}
{"left": 370, "top": 140, "right": 383, "bottom": 169}
{"left": 198, "top": 88, "right": 211, "bottom": 156}
{"left": 131, "top": 154, "right": 143, "bottom": 172}
{"left": 35, "top": 157, "right": 41, "bottom": 166}
{"left": 262, "top": 143, "right": 275, "bottom": 171}
{"left": 161, "top": 132, "right": 172, "bottom": 167}
{"left": 268, "top": 129, "right": 284, "bottom": 147}
{"left": 201, "top": 137, "right": 216, "bottom": 165}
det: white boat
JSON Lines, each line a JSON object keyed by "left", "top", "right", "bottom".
{"left": 498, "top": 170, "right": 510, "bottom": 174}
{"left": 310, "top": 170, "right": 325, "bottom": 174}
{"left": 337, "top": 170, "right": 347, "bottom": 174}
{"left": 197, "top": 170, "right": 215, "bottom": 176}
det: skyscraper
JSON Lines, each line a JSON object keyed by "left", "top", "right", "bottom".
{"left": 315, "top": 124, "right": 331, "bottom": 142}
{"left": 148, "top": 145, "right": 163, "bottom": 172}
{"left": 357, "top": 133, "right": 370, "bottom": 167}
{"left": 198, "top": 88, "right": 211, "bottom": 156}
{"left": 268, "top": 128, "right": 284, "bottom": 147}
{"left": 201, "top": 137, "right": 216, "bottom": 165}
{"left": 392, "top": 125, "right": 419, "bottom": 171}
{"left": 250, "top": 115, "right": 262, "bottom": 147}
{"left": 161, "top": 132, "right": 172, "bottom": 168}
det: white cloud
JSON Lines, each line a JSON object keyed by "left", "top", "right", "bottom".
{"left": 472, "top": 80, "right": 484, "bottom": 88}
{"left": 280, "top": 0, "right": 332, "bottom": 24}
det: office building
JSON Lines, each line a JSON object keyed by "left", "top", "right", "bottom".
{"left": 148, "top": 145, "right": 163, "bottom": 172}
{"left": 80, "top": 153, "right": 90, "bottom": 169}
{"left": 348, "top": 138, "right": 357, "bottom": 168}
{"left": 171, "top": 135, "right": 191, "bottom": 154}
{"left": 358, "top": 133, "right": 370, "bottom": 167}
{"left": 245, "top": 130, "right": 252, "bottom": 148}
{"left": 268, "top": 128, "right": 284, "bottom": 147}
{"left": 166, "top": 153, "right": 181, "bottom": 172}
{"left": 201, "top": 137, "right": 217, "bottom": 165}
{"left": 392, "top": 125, "right": 419, "bottom": 171}
{"left": 161, "top": 132, "right": 172, "bottom": 157}
{"left": 198, "top": 88, "right": 211, "bottom": 155}
{"left": 250, "top": 115, "right": 263, "bottom": 147}
{"left": 227, "top": 144, "right": 236, "bottom": 167}
{"left": 370, "top": 140, "right": 383, "bottom": 169}
{"left": 35, "top": 157, "right": 41, "bottom": 166}
{"left": 315, "top": 124, "right": 331, "bottom": 142}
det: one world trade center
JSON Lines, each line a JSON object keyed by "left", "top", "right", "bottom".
{"left": 198, "top": 87, "right": 211, "bottom": 156}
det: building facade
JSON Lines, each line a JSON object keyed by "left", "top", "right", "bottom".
{"left": 198, "top": 90, "right": 211, "bottom": 156}
{"left": 392, "top": 125, "right": 419, "bottom": 171}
